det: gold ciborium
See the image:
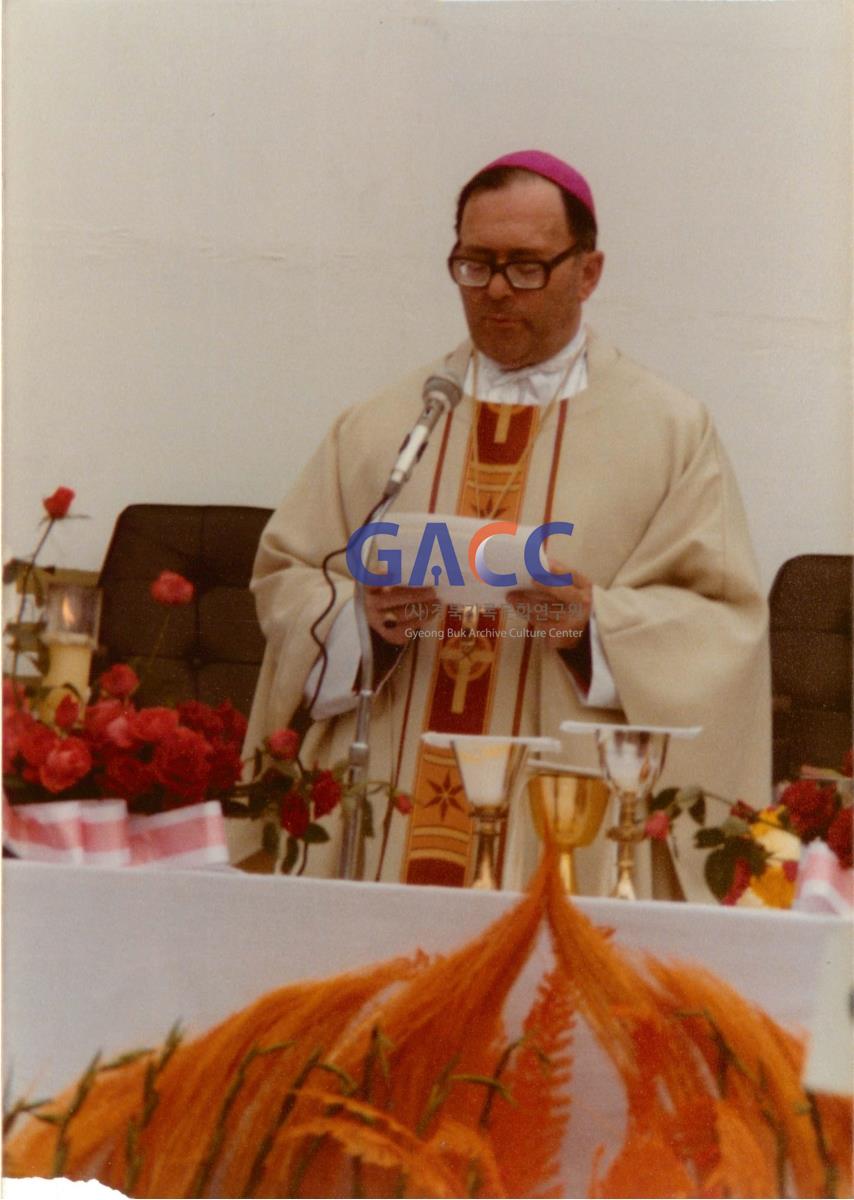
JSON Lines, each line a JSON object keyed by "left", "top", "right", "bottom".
{"left": 527, "top": 762, "right": 610, "bottom": 894}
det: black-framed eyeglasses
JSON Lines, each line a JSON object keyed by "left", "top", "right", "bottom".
{"left": 447, "top": 244, "right": 585, "bottom": 291}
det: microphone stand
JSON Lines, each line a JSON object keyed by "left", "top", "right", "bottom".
{"left": 337, "top": 493, "right": 394, "bottom": 880}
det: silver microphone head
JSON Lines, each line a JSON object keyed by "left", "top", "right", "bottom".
{"left": 422, "top": 370, "right": 463, "bottom": 412}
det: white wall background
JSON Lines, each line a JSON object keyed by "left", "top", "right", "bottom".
{"left": 4, "top": 0, "right": 851, "bottom": 589}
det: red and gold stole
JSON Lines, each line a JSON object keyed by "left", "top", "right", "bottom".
{"left": 400, "top": 397, "right": 568, "bottom": 886}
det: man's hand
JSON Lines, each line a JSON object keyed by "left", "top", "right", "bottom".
{"left": 364, "top": 585, "right": 439, "bottom": 647}
{"left": 506, "top": 558, "right": 592, "bottom": 644}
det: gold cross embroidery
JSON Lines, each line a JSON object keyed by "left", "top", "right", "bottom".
{"left": 486, "top": 402, "right": 515, "bottom": 444}
{"left": 440, "top": 636, "right": 494, "bottom": 714}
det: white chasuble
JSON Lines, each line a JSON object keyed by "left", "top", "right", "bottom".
{"left": 229, "top": 333, "right": 771, "bottom": 902}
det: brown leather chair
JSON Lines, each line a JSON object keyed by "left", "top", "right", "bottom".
{"left": 94, "top": 504, "right": 272, "bottom": 715}
{"left": 769, "top": 554, "right": 852, "bottom": 781}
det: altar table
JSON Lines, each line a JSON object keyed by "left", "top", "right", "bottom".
{"left": 3, "top": 861, "right": 852, "bottom": 1195}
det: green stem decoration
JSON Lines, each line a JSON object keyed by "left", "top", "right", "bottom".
{"left": 190, "top": 1041, "right": 294, "bottom": 1199}
{"left": 8, "top": 520, "right": 56, "bottom": 699}
{"left": 242, "top": 1045, "right": 325, "bottom": 1198}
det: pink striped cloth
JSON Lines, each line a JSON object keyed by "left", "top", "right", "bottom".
{"left": 794, "top": 840, "right": 854, "bottom": 915}
{"left": 3, "top": 796, "right": 228, "bottom": 869}
{"left": 128, "top": 801, "right": 229, "bottom": 868}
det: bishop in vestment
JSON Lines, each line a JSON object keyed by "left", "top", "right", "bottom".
{"left": 229, "top": 151, "right": 771, "bottom": 901}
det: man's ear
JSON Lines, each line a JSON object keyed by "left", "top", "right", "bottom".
{"left": 578, "top": 250, "right": 605, "bottom": 301}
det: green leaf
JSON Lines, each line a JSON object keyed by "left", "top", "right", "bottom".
{"left": 688, "top": 795, "right": 706, "bottom": 824}
{"left": 281, "top": 835, "right": 299, "bottom": 874}
{"left": 704, "top": 846, "right": 737, "bottom": 900}
{"left": 675, "top": 785, "right": 704, "bottom": 813}
{"left": 302, "top": 823, "right": 330, "bottom": 845}
{"left": 5, "top": 624, "right": 45, "bottom": 653}
{"left": 720, "top": 816, "right": 751, "bottom": 839}
{"left": 3, "top": 559, "right": 22, "bottom": 585}
{"left": 261, "top": 821, "right": 280, "bottom": 859}
{"left": 649, "top": 787, "right": 679, "bottom": 813}
{"left": 220, "top": 798, "right": 249, "bottom": 818}
{"left": 742, "top": 838, "right": 770, "bottom": 875}
{"left": 361, "top": 796, "right": 375, "bottom": 839}
{"left": 695, "top": 827, "right": 726, "bottom": 848}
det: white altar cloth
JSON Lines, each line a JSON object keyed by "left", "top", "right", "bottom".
{"left": 3, "top": 861, "right": 852, "bottom": 1194}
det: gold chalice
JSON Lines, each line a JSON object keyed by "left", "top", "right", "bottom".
{"left": 527, "top": 761, "right": 610, "bottom": 893}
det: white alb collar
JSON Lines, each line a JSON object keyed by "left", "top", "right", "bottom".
{"left": 466, "top": 325, "right": 588, "bottom": 406}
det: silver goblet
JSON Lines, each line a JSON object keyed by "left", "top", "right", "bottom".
{"left": 560, "top": 722, "right": 701, "bottom": 901}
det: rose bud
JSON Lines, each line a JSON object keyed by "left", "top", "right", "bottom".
{"left": 312, "top": 770, "right": 343, "bottom": 817}
{"left": 42, "top": 486, "right": 75, "bottom": 519}
{"left": 644, "top": 810, "right": 671, "bottom": 841}
{"left": 53, "top": 694, "right": 80, "bottom": 731}
{"left": 267, "top": 728, "right": 300, "bottom": 762}
{"left": 150, "top": 570, "right": 195, "bottom": 606}
{"left": 99, "top": 663, "right": 139, "bottom": 700}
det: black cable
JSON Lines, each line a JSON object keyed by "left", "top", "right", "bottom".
{"left": 304, "top": 495, "right": 388, "bottom": 719}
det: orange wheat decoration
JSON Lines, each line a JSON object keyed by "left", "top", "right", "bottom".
{"left": 5, "top": 851, "right": 852, "bottom": 1198}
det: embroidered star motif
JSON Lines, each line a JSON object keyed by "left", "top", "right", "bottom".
{"left": 422, "top": 771, "right": 466, "bottom": 821}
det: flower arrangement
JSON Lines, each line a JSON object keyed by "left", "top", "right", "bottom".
{"left": 3, "top": 487, "right": 411, "bottom": 874}
{"left": 647, "top": 752, "right": 853, "bottom": 907}
{"left": 2, "top": 666, "right": 353, "bottom": 872}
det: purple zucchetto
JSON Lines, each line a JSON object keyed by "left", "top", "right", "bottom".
{"left": 478, "top": 149, "right": 595, "bottom": 221}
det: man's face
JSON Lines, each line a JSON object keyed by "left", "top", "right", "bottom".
{"left": 454, "top": 175, "right": 604, "bottom": 370}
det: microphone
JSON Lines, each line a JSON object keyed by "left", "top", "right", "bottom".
{"left": 383, "top": 370, "right": 463, "bottom": 499}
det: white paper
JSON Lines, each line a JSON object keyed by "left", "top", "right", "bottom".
{"left": 373, "top": 512, "right": 564, "bottom": 606}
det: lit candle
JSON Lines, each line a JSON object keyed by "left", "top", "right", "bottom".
{"left": 39, "top": 584, "right": 102, "bottom": 722}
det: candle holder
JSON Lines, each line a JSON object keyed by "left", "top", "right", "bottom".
{"left": 39, "top": 583, "right": 102, "bottom": 721}
{"left": 526, "top": 761, "right": 609, "bottom": 894}
{"left": 422, "top": 733, "right": 559, "bottom": 890}
{"left": 561, "top": 722, "right": 701, "bottom": 900}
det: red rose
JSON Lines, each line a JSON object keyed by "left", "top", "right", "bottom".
{"left": 780, "top": 780, "right": 839, "bottom": 842}
{"left": 53, "top": 695, "right": 80, "bottom": 732}
{"left": 100, "top": 752, "right": 155, "bottom": 803}
{"left": 826, "top": 807, "right": 853, "bottom": 869}
{"left": 152, "top": 727, "right": 211, "bottom": 802}
{"left": 131, "top": 707, "right": 180, "bottom": 743}
{"left": 393, "top": 792, "right": 414, "bottom": 816}
{"left": 731, "top": 799, "right": 758, "bottom": 822}
{"left": 4, "top": 709, "right": 35, "bottom": 767}
{"left": 644, "top": 810, "right": 671, "bottom": 841}
{"left": 722, "top": 857, "right": 753, "bottom": 906}
{"left": 3, "top": 680, "right": 29, "bottom": 714}
{"left": 280, "top": 791, "right": 310, "bottom": 838}
{"left": 215, "top": 701, "right": 248, "bottom": 747}
{"left": 268, "top": 728, "right": 300, "bottom": 762}
{"left": 18, "top": 720, "right": 59, "bottom": 768}
{"left": 207, "top": 741, "right": 243, "bottom": 794}
{"left": 177, "top": 700, "right": 223, "bottom": 743}
{"left": 39, "top": 736, "right": 92, "bottom": 794}
{"left": 99, "top": 663, "right": 139, "bottom": 700}
{"left": 84, "top": 699, "right": 126, "bottom": 742}
{"left": 42, "top": 486, "right": 75, "bottom": 519}
{"left": 150, "top": 570, "right": 195, "bottom": 606}
{"left": 105, "top": 712, "right": 137, "bottom": 749}
{"left": 312, "top": 770, "right": 342, "bottom": 818}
